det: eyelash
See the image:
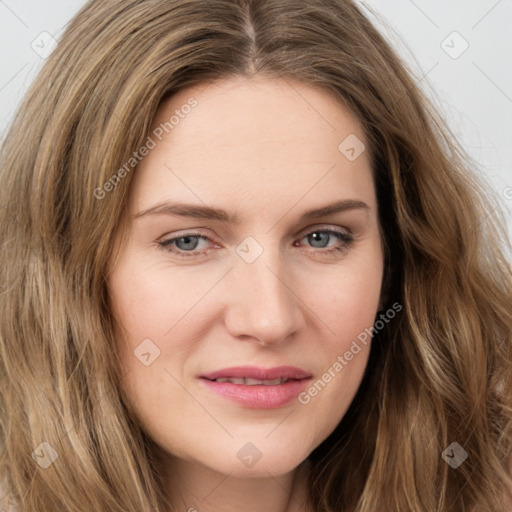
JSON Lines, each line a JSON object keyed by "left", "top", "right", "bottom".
{"left": 157, "top": 228, "right": 354, "bottom": 258}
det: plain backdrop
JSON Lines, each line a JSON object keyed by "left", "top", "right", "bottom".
{"left": 0, "top": 0, "right": 511, "bottom": 247}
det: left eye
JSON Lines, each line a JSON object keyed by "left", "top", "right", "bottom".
{"left": 157, "top": 229, "right": 354, "bottom": 258}
{"left": 160, "top": 233, "right": 208, "bottom": 253}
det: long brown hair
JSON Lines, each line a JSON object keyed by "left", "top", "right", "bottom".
{"left": 1, "top": 0, "right": 511, "bottom": 510}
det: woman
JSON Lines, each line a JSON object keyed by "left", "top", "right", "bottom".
{"left": 0, "top": 0, "right": 511, "bottom": 511}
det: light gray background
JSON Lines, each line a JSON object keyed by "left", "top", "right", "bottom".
{"left": 1, "top": 0, "right": 511, "bottom": 247}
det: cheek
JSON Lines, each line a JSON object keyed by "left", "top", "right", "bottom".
{"left": 295, "top": 251, "right": 382, "bottom": 429}
{"left": 108, "top": 260, "right": 202, "bottom": 443}
{"left": 307, "top": 249, "right": 384, "bottom": 345}
{"left": 109, "top": 257, "right": 209, "bottom": 351}
{"left": 313, "top": 273, "right": 378, "bottom": 365}
{"left": 297, "top": 290, "right": 377, "bottom": 445}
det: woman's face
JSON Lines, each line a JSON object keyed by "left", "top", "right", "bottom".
{"left": 107, "top": 76, "right": 384, "bottom": 478}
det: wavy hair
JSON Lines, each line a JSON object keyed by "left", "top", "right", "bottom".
{"left": 0, "top": 0, "right": 511, "bottom": 510}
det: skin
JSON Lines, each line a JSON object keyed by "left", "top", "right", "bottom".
{"left": 107, "top": 75, "right": 384, "bottom": 512}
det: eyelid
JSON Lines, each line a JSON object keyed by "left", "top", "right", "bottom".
{"left": 296, "top": 223, "right": 352, "bottom": 237}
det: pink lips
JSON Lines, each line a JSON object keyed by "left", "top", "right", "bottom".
{"left": 198, "top": 365, "right": 312, "bottom": 409}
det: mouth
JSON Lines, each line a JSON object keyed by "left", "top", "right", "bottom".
{"left": 203, "top": 377, "right": 293, "bottom": 385}
{"left": 199, "top": 365, "right": 312, "bottom": 381}
{"left": 198, "top": 366, "right": 312, "bottom": 409}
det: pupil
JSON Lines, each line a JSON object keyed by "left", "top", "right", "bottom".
{"left": 177, "top": 236, "right": 198, "bottom": 250}
{"left": 309, "top": 232, "right": 328, "bottom": 248}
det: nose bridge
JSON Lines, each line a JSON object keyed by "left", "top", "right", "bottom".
{"left": 225, "top": 238, "right": 302, "bottom": 343}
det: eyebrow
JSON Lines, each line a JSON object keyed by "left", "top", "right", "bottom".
{"left": 133, "top": 199, "right": 370, "bottom": 224}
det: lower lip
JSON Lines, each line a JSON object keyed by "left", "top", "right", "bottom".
{"left": 199, "top": 378, "right": 311, "bottom": 409}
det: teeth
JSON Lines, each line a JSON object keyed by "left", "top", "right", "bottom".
{"left": 213, "top": 377, "right": 289, "bottom": 385}
{"left": 245, "top": 377, "right": 282, "bottom": 386}
{"left": 227, "top": 377, "right": 245, "bottom": 385}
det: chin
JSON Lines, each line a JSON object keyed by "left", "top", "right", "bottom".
{"left": 209, "top": 456, "right": 305, "bottom": 479}
{"left": 198, "top": 438, "right": 311, "bottom": 478}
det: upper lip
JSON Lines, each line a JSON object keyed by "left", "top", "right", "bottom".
{"left": 200, "top": 365, "right": 312, "bottom": 381}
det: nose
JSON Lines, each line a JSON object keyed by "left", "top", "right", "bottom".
{"left": 222, "top": 245, "right": 305, "bottom": 346}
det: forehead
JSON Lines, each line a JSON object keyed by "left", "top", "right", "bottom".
{"left": 129, "top": 76, "right": 375, "bottom": 217}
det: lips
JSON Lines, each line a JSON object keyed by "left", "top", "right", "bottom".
{"left": 198, "top": 365, "right": 312, "bottom": 409}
